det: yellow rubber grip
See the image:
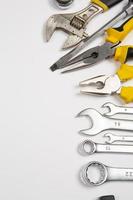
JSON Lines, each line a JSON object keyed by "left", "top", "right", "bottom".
{"left": 120, "top": 87, "right": 133, "bottom": 103}
{"left": 115, "top": 46, "right": 133, "bottom": 64}
{"left": 92, "top": 0, "right": 108, "bottom": 11}
{"left": 117, "top": 64, "right": 133, "bottom": 82}
{"left": 106, "top": 17, "right": 133, "bottom": 44}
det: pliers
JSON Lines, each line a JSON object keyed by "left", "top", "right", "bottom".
{"left": 79, "top": 63, "right": 133, "bottom": 103}
{"left": 61, "top": 17, "right": 133, "bottom": 73}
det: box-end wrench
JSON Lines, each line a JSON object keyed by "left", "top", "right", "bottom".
{"left": 80, "top": 161, "right": 133, "bottom": 186}
{"left": 77, "top": 108, "right": 133, "bottom": 136}
{"left": 104, "top": 133, "right": 133, "bottom": 144}
{"left": 102, "top": 102, "right": 133, "bottom": 116}
{"left": 79, "top": 139, "right": 133, "bottom": 155}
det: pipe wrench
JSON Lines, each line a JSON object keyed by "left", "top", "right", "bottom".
{"left": 46, "top": 0, "right": 122, "bottom": 49}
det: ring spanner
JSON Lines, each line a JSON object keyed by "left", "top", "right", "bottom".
{"left": 77, "top": 108, "right": 133, "bottom": 135}
{"left": 79, "top": 139, "right": 133, "bottom": 155}
{"left": 80, "top": 161, "right": 133, "bottom": 186}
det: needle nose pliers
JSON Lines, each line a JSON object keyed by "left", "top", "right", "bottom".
{"left": 62, "top": 17, "right": 133, "bottom": 73}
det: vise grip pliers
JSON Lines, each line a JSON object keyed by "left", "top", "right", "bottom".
{"left": 46, "top": 0, "right": 122, "bottom": 49}
{"left": 62, "top": 16, "right": 133, "bottom": 73}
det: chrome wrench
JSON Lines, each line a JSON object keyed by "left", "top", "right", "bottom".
{"left": 77, "top": 108, "right": 133, "bottom": 136}
{"left": 102, "top": 102, "right": 133, "bottom": 116}
{"left": 79, "top": 139, "right": 133, "bottom": 155}
{"left": 104, "top": 133, "right": 133, "bottom": 144}
{"left": 80, "top": 161, "right": 133, "bottom": 186}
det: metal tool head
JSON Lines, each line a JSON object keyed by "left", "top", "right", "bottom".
{"left": 79, "top": 75, "right": 121, "bottom": 95}
{"left": 46, "top": 13, "right": 86, "bottom": 48}
{"left": 104, "top": 133, "right": 117, "bottom": 144}
{"left": 77, "top": 108, "right": 108, "bottom": 135}
{"left": 80, "top": 161, "right": 108, "bottom": 186}
{"left": 78, "top": 140, "right": 96, "bottom": 155}
{"left": 102, "top": 102, "right": 119, "bottom": 116}
{"left": 62, "top": 42, "right": 115, "bottom": 73}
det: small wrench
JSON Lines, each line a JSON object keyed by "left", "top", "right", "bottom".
{"left": 102, "top": 102, "right": 133, "bottom": 116}
{"left": 77, "top": 108, "right": 133, "bottom": 136}
{"left": 80, "top": 161, "right": 133, "bottom": 186}
{"left": 104, "top": 133, "right": 133, "bottom": 144}
{"left": 79, "top": 139, "right": 133, "bottom": 155}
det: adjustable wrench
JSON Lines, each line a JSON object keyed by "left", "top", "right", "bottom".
{"left": 80, "top": 161, "right": 133, "bottom": 186}
{"left": 77, "top": 108, "right": 133, "bottom": 136}
{"left": 46, "top": 0, "right": 122, "bottom": 49}
{"left": 79, "top": 139, "right": 133, "bottom": 155}
{"left": 102, "top": 102, "right": 133, "bottom": 116}
{"left": 104, "top": 133, "right": 133, "bottom": 144}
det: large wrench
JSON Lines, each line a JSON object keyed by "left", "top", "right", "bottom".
{"left": 102, "top": 102, "right": 133, "bottom": 116}
{"left": 77, "top": 108, "right": 133, "bottom": 136}
{"left": 80, "top": 161, "right": 133, "bottom": 186}
{"left": 79, "top": 139, "right": 133, "bottom": 155}
{"left": 104, "top": 133, "right": 133, "bottom": 144}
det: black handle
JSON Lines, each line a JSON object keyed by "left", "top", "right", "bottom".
{"left": 126, "top": 47, "right": 133, "bottom": 62}
{"left": 100, "top": 0, "right": 122, "bottom": 8}
{"left": 99, "top": 195, "right": 115, "bottom": 200}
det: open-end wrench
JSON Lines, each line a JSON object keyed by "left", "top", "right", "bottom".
{"left": 50, "top": 0, "right": 133, "bottom": 71}
{"left": 80, "top": 161, "right": 133, "bottom": 186}
{"left": 102, "top": 102, "right": 133, "bottom": 116}
{"left": 77, "top": 108, "right": 133, "bottom": 136}
{"left": 104, "top": 133, "right": 133, "bottom": 144}
{"left": 79, "top": 139, "right": 133, "bottom": 155}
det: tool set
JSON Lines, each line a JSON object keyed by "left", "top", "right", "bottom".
{"left": 49, "top": 0, "right": 133, "bottom": 71}
{"left": 46, "top": 0, "right": 133, "bottom": 192}
{"left": 47, "top": 0, "right": 122, "bottom": 49}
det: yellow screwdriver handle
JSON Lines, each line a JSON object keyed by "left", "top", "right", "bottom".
{"left": 115, "top": 46, "right": 133, "bottom": 64}
{"left": 92, "top": 0, "right": 122, "bottom": 11}
{"left": 120, "top": 87, "right": 133, "bottom": 103}
{"left": 106, "top": 17, "right": 133, "bottom": 44}
{"left": 117, "top": 64, "right": 133, "bottom": 82}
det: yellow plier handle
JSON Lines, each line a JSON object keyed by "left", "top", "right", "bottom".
{"left": 115, "top": 45, "right": 133, "bottom": 64}
{"left": 106, "top": 17, "right": 133, "bottom": 44}
{"left": 92, "top": 0, "right": 122, "bottom": 11}
{"left": 117, "top": 64, "right": 133, "bottom": 103}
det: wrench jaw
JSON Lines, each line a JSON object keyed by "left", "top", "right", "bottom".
{"left": 102, "top": 102, "right": 119, "bottom": 116}
{"left": 104, "top": 133, "right": 116, "bottom": 144}
{"left": 46, "top": 15, "right": 59, "bottom": 42}
{"left": 80, "top": 161, "right": 108, "bottom": 186}
{"left": 77, "top": 108, "right": 106, "bottom": 136}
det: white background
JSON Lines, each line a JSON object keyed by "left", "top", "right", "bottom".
{"left": 0, "top": 0, "right": 133, "bottom": 199}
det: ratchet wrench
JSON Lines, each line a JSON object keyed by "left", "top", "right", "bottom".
{"left": 80, "top": 161, "right": 133, "bottom": 186}
{"left": 79, "top": 139, "right": 133, "bottom": 155}
{"left": 104, "top": 133, "right": 133, "bottom": 144}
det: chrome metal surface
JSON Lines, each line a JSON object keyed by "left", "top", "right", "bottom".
{"left": 105, "top": 133, "right": 133, "bottom": 144}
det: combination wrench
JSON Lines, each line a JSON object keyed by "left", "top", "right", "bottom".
{"left": 104, "top": 133, "right": 133, "bottom": 144}
{"left": 79, "top": 139, "right": 133, "bottom": 155}
{"left": 80, "top": 161, "right": 133, "bottom": 186}
{"left": 102, "top": 102, "right": 133, "bottom": 116}
{"left": 77, "top": 108, "right": 133, "bottom": 136}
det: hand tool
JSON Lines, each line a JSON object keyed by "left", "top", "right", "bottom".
{"left": 79, "top": 63, "right": 133, "bottom": 103}
{"left": 62, "top": 17, "right": 133, "bottom": 73}
{"left": 102, "top": 102, "right": 133, "bottom": 116}
{"left": 104, "top": 133, "right": 133, "bottom": 144}
{"left": 55, "top": 0, "right": 74, "bottom": 9}
{"left": 50, "top": 0, "right": 133, "bottom": 71}
{"left": 99, "top": 196, "right": 115, "bottom": 200}
{"left": 77, "top": 108, "right": 133, "bottom": 135}
{"left": 79, "top": 139, "right": 133, "bottom": 155}
{"left": 46, "top": 0, "right": 122, "bottom": 49}
{"left": 80, "top": 161, "right": 133, "bottom": 186}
